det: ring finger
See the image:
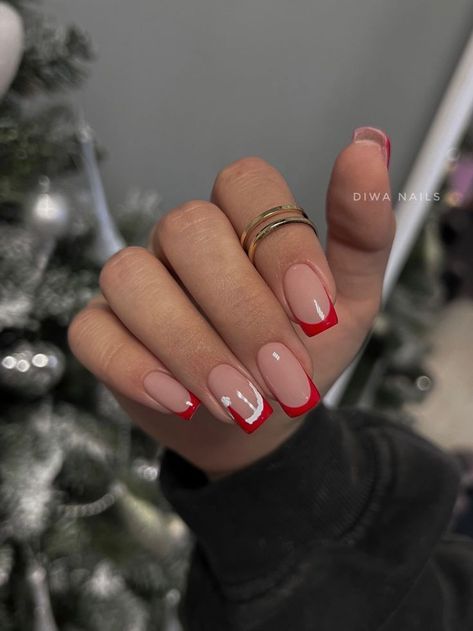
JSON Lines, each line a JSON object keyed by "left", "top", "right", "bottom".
{"left": 211, "top": 156, "right": 338, "bottom": 338}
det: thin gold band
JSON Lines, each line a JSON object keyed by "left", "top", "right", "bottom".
{"left": 246, "top": 216, "right": 319, "bottom": 263}
{"left": 240, "top": 204, "right": 307, "bottom": 250}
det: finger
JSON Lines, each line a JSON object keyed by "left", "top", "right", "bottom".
{"left": 98, "top": 247, "right": 274, "bottom": 433}
{"left": 210, "top": 156, "right": 338, "bottom": 337}
{"left": 68, "top": 296, "right": 200, "bottom": 420}
{"left": 151, "top": 200, "right": 320, "bottom": 418}
{"left": 325, "top": 127, "right": 396, "bottom": 325}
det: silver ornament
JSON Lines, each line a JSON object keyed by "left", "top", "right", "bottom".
{"left": 0, "top": 341, "right": 65, "bottom": 396}
{"left": 26, "top": 177, "right": 71, "bottom": 239}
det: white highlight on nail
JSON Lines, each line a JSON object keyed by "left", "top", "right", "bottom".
{"left": 220, "top": 383, "right": 264, "bottom": 425}
{"left": 239, "top": 381, "right": 264, "bottom": 425}
{"left": 314, "top": 301, "right": 326, "bottom": 321}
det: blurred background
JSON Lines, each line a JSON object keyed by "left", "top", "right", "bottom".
{"left": 0, "top": 1, "right": 472, "bottom": 629}
{"left": 44, "top": 0, "right": 473, "bottom": 212}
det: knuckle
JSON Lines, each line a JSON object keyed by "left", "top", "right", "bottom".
{"left": 96, "top": 339, "right": 128, "bottom": 377}
{"left": 213, "top": 156, "right": 272, "bottom": 192}
{"left": 224, "top": 280, "right": 273, "bottom": 331}
{"left": 67, "top": 307, "right": 98, "bottom": 358}
{"left": 157, "top": 200, "right": 221, "bottom": 240}
{"left": 99, "top": 246, "right": 148, "bottom": 291}
{"left": 68, "top": 308, "right": 127, "bottom": 382}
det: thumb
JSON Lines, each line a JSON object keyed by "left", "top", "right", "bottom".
{"left": 326, "top": 127, "right": 395, "bottom": 325}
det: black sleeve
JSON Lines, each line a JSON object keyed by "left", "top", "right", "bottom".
{"left": 159, "top": 404, "right": 473, "bottom": 631}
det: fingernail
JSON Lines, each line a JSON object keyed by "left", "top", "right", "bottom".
{"left": 208, "top": 364, "right": 273, "bottom": 434}
{"left": 283, "top": 263, "right": 338, "bottom": 337}
{"left": 353, "top": 126, "right": 391, "bottom": 168}
{"left": 257, "top": 342, "right": 320, "bottom": 418}
{"left": 143, "top": 372, "right": 200, "bottom": 420}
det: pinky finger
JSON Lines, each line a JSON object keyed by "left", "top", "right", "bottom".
{"left": 68, "top": 297, "right": 200, "bottom": 421}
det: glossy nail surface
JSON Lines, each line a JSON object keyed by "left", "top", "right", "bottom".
{"left": 144, "top": 371, "right": 200, "bottom": 420}
{"left": 257, "top": 342, "right": 320, "bottom": 417}
{"left": 208, "top": 364, "right": 273, "bottom": 433}
{"left": 353, "top": 126, "right": 391, "bottom": 168}
{"left": 283, "top": 263, "right": 338, "bottom": 337}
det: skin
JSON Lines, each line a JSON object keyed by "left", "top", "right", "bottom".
{"left": 68, "top": 139, "right": 395, "bottom": 479}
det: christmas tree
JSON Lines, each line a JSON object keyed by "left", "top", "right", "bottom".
{"left": 0, "top": 2, "right": 189, "bottom": 629}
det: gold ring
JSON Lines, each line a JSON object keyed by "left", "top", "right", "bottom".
{"left": 246, "top": 216, "right": 319, "bottom": 263}
{"left": 240, "top": 204, "right": 307, "bottom": 251}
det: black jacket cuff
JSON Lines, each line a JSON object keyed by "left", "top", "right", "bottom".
{"left": 159, "top": 404, "right": 375, "bottom": 585}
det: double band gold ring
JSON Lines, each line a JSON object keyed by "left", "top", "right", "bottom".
{"left": 240, "top": 204, "right": 319, "bottom": 263}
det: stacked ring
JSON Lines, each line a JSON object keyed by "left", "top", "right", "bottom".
{"left": 240, "top": 204, "right": 319, "bottom": 263}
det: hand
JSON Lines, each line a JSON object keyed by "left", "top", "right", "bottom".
{"left": 69, "top": 127, "right": 395, "bottom": 478}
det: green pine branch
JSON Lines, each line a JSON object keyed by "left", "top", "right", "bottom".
{"left": 4, "top": 0, "right": 95, "bottom": 97}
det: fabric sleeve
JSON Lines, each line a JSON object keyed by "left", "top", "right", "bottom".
{"left": 160, "top": 404, "right": 473, "bottom": 631}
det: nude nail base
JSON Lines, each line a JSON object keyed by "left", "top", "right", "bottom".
{"left": 143, "top": 371, "right": 201, "bottom": 421}
{"left": 278, "top": 375, "right": 321, "bottom": 418}
{"left": 296, "top": 300, "right": 338, "bottom": 337}
{"left": 208, "top": 364, "right": 274, "bottom": 434}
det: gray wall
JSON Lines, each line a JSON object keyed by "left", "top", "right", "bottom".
{"left": 46, "top": 0, "right": 473, "bottom": 224}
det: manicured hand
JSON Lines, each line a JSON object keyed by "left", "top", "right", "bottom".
{"left": 69, "top": 127, "right": 394, "bottom": 477}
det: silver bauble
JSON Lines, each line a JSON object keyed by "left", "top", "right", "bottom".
{"left": 0, "top": 341, "right": 65, "bottom": 396}
{"left": 26, "top": 177, "right": 71, "bottom": 239}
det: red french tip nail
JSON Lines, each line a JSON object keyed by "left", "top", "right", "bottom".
{"left": 176, "top": 392, "right": 201, "bottom": 421}
{"left": 278, "top": 375, "right": 321, "bottom": 418}
{"left": 297, "top": 301, "right": 339, "bottom": 337}
{"left": 227, "top": 398, "right": 273, "bottom": 434}
{"left": 208, "top": 365, "right": 274, "bottom": 434}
